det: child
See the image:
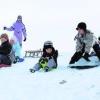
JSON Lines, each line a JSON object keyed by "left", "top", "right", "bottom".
{"left": 4, "top": 15, "right": 27, "bottom": 47}
{"left": 0, "top": 33, "right": 12, "bottom": 65}
{"left": 30, "top": 41, "right": 58, "bottom": 72}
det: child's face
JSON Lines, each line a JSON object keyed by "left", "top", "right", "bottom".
{"left": 1, "top": 38, "right": 7, "bottom": 43}
{"left": 46, "top": 48, "right": 52, "bottom": 54}
{"left": 17, "top": 18, "right": 22, "bottom": 22}
{"left": 77, "top": 28, "right": 85, "bottom": 35}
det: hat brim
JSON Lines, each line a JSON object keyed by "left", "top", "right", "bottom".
{"left": 76, "top": 28, "right": 79, "bottom": 30}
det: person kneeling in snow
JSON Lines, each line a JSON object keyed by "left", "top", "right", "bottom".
{"left": 30, "top": 41, "right": 58, "bottom": 73}
{"left": 0, "top": 33, "right": 12, "bottom": 66}
{"left": 69, "top": 22, "right": 94, "bottom": 64}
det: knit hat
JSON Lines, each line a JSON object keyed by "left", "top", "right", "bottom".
{"left": 17, "top": 15, "right": 22, "bottom": 22}
{"left": 76, "top": 22, "right": 87, "bottom": 31}
{"left": 43, "top": 41, "right": 53, "bottom": 49}
{"left": 17, "top": 15, "right": 22, "bottom": 19}
{"left": 0, "top": 33, "right": 9, "bottom": 41}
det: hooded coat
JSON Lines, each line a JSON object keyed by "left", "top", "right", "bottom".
{"left": 75, "top": 30, "right": 94, "bottom": 53}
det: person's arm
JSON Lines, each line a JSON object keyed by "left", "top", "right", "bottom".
{"left": 22, "top": 24, "right": 27, "bottom": 41}
{"left": 76, "top": 40, "right": 82, "bottom": 52}
{"left": 6, "top": 26, "right": 14, "bottom": 31}
{"left": 84, "top": 33, "right": 93, "bottom": 53}
{"left": 53, "top": 50, "right": 58, "bottom": 59}
{"left": 4, "top": 24, "right": 15, "bottom": 31}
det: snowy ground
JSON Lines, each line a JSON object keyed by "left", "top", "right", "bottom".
{"left": 0, "top": 53, "right": 100, "bottom": 100}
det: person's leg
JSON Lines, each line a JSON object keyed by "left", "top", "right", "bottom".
{"left": 69, "top": 51, "right": 83, "bottom": 64}
{"left": 44, "top": 59, "right": 56, "bottom": 72}
{"left": 10, "top": 50, "right": 16, "bottom": 64}
{"left": 0, "top": 55, "right": 3, "bottom": 64}
{"left": 20, "top": 43, "right": 22, "bottom": 47}
{"left": 30, "top": 63, "right": 41, "bottom": 73}
{"left": 69, "top": 43, "right": 85, "bottom": 64}
{"left": 0, "top": 55, "right": 12, "bottom": 65}
{"left": 93, "top": 44, "right": 100, "bottom": 60}
{"left": 83, "top": 53, "right": 90, "bottom": 61}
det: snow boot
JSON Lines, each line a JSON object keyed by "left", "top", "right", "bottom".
{"left": 30, "top": 69, "right": 35, "bottom": 73}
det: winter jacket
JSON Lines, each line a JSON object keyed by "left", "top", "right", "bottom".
{"left": 6, "top": 21, "right": 27, "bottom": 44}
{"left": 40, "top": 48, "right": 58, "bottom": 66}
{"left": 0, "top": 41, "right": 12, "bottom": 65}
{"left": 0, "top": 41, "right": 12, "bottom": 55}
{"left": 75, "top": 30, "right": 94, "bottom": 53}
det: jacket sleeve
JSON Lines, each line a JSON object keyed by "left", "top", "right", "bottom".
{"left": 6, "top": 26, "right": 14, "bottom": 31}
{"left": 22, "top": 24, "right": 27, "bottom": 38}
{"left": 6, "top": 23, "right": 15, "bottom": 31}
{"left": 53, "top": 50, "right": 58, "bottom": 59}
{"left": 84, "top": 33, "right": 93, "bottom": 53}
{"left": 76, "top": 40, "right": 82, "bottom": 52}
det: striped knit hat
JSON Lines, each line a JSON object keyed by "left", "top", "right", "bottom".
{"left": 43, "top": 41, "right": 53, "bottom": 49}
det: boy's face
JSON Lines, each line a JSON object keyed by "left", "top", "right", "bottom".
{"left": 77, "top": 28, "right": 85, "bottom": 35}
{"left": 1, "top": 37, "right": 7, "bottom": 43}
{"left": 46, "top": 48, "right": 52, "bottom": 54}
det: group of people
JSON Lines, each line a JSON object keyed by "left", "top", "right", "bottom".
{"left": 30, "top": 22, "right": 100, "bottom": 72}
{"left": 0, "top": 16, "right": 100, "bottom": 71}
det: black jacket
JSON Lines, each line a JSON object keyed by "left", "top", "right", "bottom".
{"left": 0, "top": 41, "right": 12, "bottom": 55}
{"left": 41, "top": 47, "right": 58, "bottom": 66}
{"left": 0, "top": 41, "right": 12, "bottom": 65}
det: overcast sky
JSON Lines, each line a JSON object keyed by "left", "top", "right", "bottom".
{"left": 0, "top": 0, "right": 100, "bottom": 52}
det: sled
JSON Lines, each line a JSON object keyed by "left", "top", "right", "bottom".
{"left": 0, "top": 64, "right": 11, "bottom": 68}
{"left": 25, "top": 49, "right": 43, "bottom": 58}
{"left": 69, "top": 65, "right": 98, "bottom": 69}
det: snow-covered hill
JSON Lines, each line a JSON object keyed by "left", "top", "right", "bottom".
{"left": 0, "top": 54, "right": 100, "bottom": 100}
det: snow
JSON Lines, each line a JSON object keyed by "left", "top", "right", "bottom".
{"left": 0, "top": 53, "right": 100, "bottom": 100}
{"left": 0, "top": 0, "right": 100, "bottom": 99}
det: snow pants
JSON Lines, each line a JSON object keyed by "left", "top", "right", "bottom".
{"left": 0, "top": 54, "right": 12, "bottom": 65}
{"left": 33, "top": 58, "right": 56, "bottom": 71}
{"left": 93, "top": 44, "right": 100, "bottom": 60}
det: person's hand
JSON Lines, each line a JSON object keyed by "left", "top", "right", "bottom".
{"left": 4, "top": 27, "right": 7, "bottom": 30}
{"left": 83, "top": 52, "right": 90, "bottom": 62}
{"left": 23, "top": 37, "right": 26, "bottom": 41}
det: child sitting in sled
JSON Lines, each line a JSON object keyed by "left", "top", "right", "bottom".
{"left": 0, "top": 33, "right": 12, "bottom": 66}
{"left": 30, "top": 41, "right": 58, "bottom": 72}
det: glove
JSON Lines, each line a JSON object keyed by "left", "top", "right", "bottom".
{"left": 39, "top": 57, "right": 48, "bottom": 64}
{"left": 83, "top": 52, "right": 90, "bottom": 62}
{"left": 4, "top": 27, "right": 7, "bottom": 30}
{"left": 39, "top": 57, "right": 48, "bottom": 69}
{"left": 23, "top": 37, "right": 26, "bottom": 41}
